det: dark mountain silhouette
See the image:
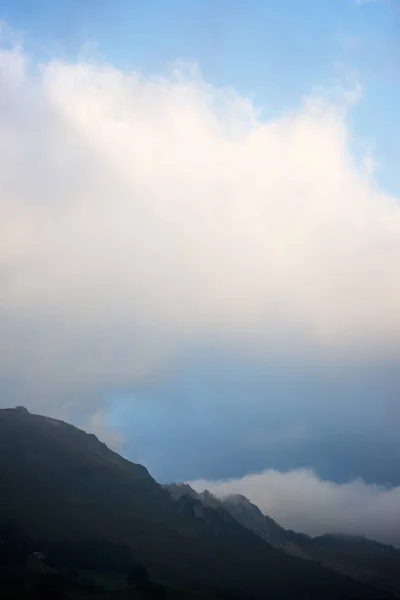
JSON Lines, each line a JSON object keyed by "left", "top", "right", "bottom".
{"left": 0, "top": 407, "right": 394, "bottom": 599}
{"left": 301, "top": 533, "right": 400, "bottom": 596}
{"left": 167, "top": 485, "right": 400, "bottom": 597}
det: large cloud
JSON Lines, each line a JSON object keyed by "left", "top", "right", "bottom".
{"left": 190, "top": 469, "right": 400, "bottom": 546}
{"left": 1, "top": 38, "right": 400, "bottom": 415}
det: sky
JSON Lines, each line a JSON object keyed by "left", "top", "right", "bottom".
{"left": 1, "top": 0, "right": 400, "bottom": 543}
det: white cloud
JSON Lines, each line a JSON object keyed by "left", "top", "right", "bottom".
{"left": 190, "top": 469, "right": 400, "bottom": 545}
{"left": 1, "top": 38, "right": 400, "bottom": 412}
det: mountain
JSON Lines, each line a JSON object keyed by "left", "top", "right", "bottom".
{"left": 165, "top": 485, "right": 311, "bottom": 558}
{"left": 220, "top": 497, "right": 400, "bottom": 596}
{"left": 0, "top": 407, "right": 394, "bottom": 599}
{"left": 223, "top": 496, "right": 400, "bottom": 596}
{"left": 172, "top": 486, "right": 400, "bottom": 597}
{"left": 301, "top": 533, "right": 400, "bottom": 596}
{"left": 220, "top": 494, "right": 311, "bottom": 559}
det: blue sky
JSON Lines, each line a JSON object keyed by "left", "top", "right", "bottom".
{"left": 1, "top": 0, "right": 400, "bottom": 527}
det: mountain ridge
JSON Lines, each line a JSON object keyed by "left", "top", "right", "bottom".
{"left": 167, "top": 483, "right": 400, "bottom": 596}
{"left": 0, "top": 407, "right": 394, "bottom": 599}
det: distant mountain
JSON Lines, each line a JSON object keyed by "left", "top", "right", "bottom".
{"left": 222, "top": 497, "right": 400, "bottom": 596}
{"left": 220, "top": 494, "right": 311, "bottom": 559}
{"left": 302, "top": 533, "right": 400, "bottom": 596}
{"left": 0, "top": 407, "right": 393, "bottom": 599}
{"left": 172, "top": 485, "right": 400, "bottom": 597}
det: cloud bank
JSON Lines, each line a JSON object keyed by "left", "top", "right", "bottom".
{"left": 190, "top": 469, "right": 400, "bottom": 546}
{"left": 1, "top": 37, "right": 400, "bottom": 415}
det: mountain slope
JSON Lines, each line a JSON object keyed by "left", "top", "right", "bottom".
{"left": 175, "top": 485, "right": 400, "bottom": 597}
{"left": 165, "top": 485, "right": 311, "bottom": 558}
{"left": 221, "top": 494, "right": 311, "bottom": 559}
{"left": 0, "top": 407, "right": 393, "bottom": 599}
{"left": 219, "top": 495, "right": 400, "bottom": 596}
{"left": 303, "top": 533, "right": 400, "bottom": 596}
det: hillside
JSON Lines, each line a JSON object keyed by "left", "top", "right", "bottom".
{"left": 165, "top": 484, "right": 312, "bottom": 560}
{"left": 170, "top": 485, "right": 400, "bottom": 597}
{"left": 302, "top": 533, "right": 400, "bottom": 595}
{"left": 0, "top": 407, "right": 394, "bottom": 599}
{"left": 220, "top": 497, "right": 400, "bottom": 596}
